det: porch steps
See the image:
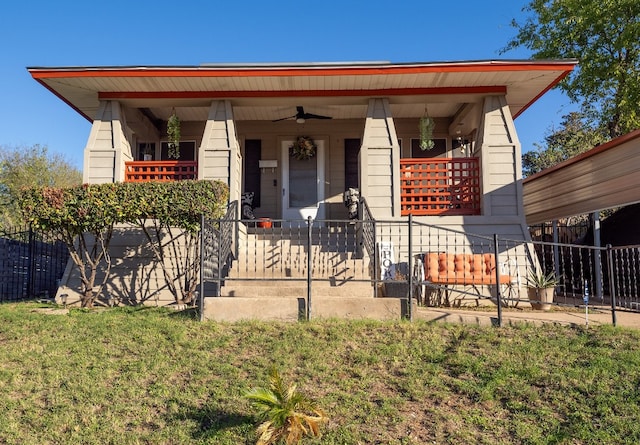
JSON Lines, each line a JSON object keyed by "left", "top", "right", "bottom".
{"left": 202, "top": 295, "right": 405, "bottom": 322}
{"left": 202, "top": 228, "right": 407, "bottom": 321}
{"left": 220, "top": 280, "right": 374, "bottom": 298}
{"left": 230, "top": 229, "right": 370, "bottom": 280}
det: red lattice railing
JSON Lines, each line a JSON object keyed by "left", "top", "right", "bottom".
{"left": 125, "top": 161, "right": 197, "bottom": 182}
{"left": 400, "top": 157, "right": 481, "bottom": 216}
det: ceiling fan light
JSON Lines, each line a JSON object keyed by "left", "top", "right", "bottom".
{"left": 296, "top": 117, "right": 305, "bottom": 124}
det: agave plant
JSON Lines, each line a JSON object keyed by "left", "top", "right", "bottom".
{"left": 245, "top": 368, "right": 327, "bottom": 445}
{"left": 526, "top": 268, "right": 559, "bottom": 288}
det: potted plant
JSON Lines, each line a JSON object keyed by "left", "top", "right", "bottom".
{"left": 142, "top": 143, "right": 153, "bottom": 161}
{"left": 419, "top": 115, "right": 435, "bottom": 150}
{"left": 167, "top": 110, "right": 181, "bottom": 159}
{"left": 382, "top": 270, "right": 410, "bottom": 298}
{"left": 526, "top": 269, "right": 559, "bottom": 311}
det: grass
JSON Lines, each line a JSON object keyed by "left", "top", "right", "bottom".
{"left": 1, "top": 302, "right": 640, "bottom": 444}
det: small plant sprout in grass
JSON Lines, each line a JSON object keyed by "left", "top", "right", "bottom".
{"left": 245, "top": 367, "right": 327, "bottom": 445}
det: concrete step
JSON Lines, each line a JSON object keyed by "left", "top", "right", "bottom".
{"left": 220, "top": 280, "right": 375, "bottom": 298}
{"left": 227, "top": 269, "right": 372, "bottom": 280}
{"left": 202, "top": 295, "right": 409, "bottom": 322}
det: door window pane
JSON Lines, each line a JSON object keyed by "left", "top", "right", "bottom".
{"left": 289, "top": 156, "right": 317, "bottom": 208}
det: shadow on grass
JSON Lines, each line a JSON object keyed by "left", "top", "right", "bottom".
{"left": 168, "top": 307, "right": 199, "bottom": 320}
{"left": 181, "top": 405, "right": 255, "bottom": 441}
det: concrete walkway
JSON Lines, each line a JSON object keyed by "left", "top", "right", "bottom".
{"left": 413, "top": 306, "right": 640, "bottom": 329}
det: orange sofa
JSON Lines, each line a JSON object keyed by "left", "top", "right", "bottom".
{"left": 423, "top": 252, "right": 513, "bottom": 285}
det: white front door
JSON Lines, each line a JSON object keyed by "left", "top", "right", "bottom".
{"left": 282, "top": 139, "right": 325, "bottom": 222}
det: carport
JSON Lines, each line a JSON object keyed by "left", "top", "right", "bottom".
{"left": 523, "top": 129, "right": 640, "bottom": 225}
{"left": 523, "top": 129, "right": 640, "bottom": 304}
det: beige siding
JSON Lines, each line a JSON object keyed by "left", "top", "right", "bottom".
{"left": 83, "top": 100, "right": 135, "bottom": 184}
{"left": 360, "top": 98, "right": 400, "bottom": 218}
{"left": 476, "top": 96, "right": 523, "bottom": 218}
{"left": 199, "top": 101, "right": 237, "bottom": 201}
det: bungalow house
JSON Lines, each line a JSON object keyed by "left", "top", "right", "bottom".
{"left": 29, "top": 60, "right": 577, "bottom": 319}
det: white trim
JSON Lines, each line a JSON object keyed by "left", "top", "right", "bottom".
{"left": 281, "top": 139, "right": 325, "bottom": 222}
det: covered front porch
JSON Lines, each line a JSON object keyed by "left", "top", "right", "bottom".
{"left": 29, "top": 60, "right": 575, "bottom": 232}
{"left": 122, "top": 156, "right": 482, "bottom": 218}
{"left": 103, "top": 91, "right": 496, "bottom": 223}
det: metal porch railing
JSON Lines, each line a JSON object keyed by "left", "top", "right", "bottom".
{"left": 199, "top": 206, "right": 640, "bottom": 326}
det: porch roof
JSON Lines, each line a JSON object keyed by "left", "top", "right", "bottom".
{"left": 28, "top": 59, "right": 577, "bottom": 124}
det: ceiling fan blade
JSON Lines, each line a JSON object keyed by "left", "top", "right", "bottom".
{"left": 304, "top": 112, "right": 332, "bottom": 120}
{"left": 272, "top": 114, "right": 296, "bottom": 122}
{"left": 273, "top": 106, "right": 333, "bottom": 122}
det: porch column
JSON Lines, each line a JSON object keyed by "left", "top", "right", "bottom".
{"left": 199, "top": 100, "right": 241, "bottom": 209}
{"left": 82, "top": 100, "right": 134, "bottom": 184}
{"left": 475, "top": 95, "right": 523, "bottom": 218}
{"left": 360, "top": 98, "right": 400, "bottom": 218}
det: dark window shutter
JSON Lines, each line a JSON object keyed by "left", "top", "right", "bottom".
{"left": 244, "top": 139, "right": 261, "bottom": 208}
{"left": 344, "top": 138, "right": 361, "bottom": 190}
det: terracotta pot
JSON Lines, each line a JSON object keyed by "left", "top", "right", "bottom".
{"left": 257, "top": 218, "right": 272, "bottom": 228}
{"left": 528, "top": 287, "right": 554, "bottom": 311}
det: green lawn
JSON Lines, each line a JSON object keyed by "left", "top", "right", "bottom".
{"left": 1, "top": 302, "right": 640, "bottom": 444}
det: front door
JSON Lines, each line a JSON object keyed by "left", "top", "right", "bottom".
{"left": 282, "top": 139, "right": 325, "bottom": 222}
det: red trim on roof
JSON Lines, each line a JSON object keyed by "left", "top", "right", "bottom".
{"left": 33, "top": 78, "right": 93, "bottom": 122}
{"left": 28, "top": 61, "right": 577, "bottom": 79}
{"left": 98, "top": 86, "right": 507, "bottom": 100}
{"left": 513, "top": 70, "right": 573, "bottom": 119}
{"left": 523, "top": 129, "right": 640, "bottom": 183}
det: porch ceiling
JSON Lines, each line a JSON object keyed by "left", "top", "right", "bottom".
{"left": 28, "top": 59, "right": 577, "bottom": 125}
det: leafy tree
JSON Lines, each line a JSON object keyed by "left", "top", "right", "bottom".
{"left": 245, "top": 368, "right": 327, "bottom": 445}
{"left": 18, "top": 183, "right": 124, "bottom": 308}
{"left": 127, "top": 180, "right": 228, "bottom": 306}
{"left": 522, "top": 112, "right": 607, "bottom": 176}
{"left": 0, "top": 144, "right": 81, "bottom": 228}
{"left": 18, "top": 180, "right": 228, "bottom": 307}
{"left": 503, "top": 0, "right": 640, "bottom": 138}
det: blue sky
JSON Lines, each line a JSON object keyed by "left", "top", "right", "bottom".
{"left": 0, "top": 0, "right": 578, "bottom": 170}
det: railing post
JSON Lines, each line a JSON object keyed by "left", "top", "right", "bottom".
{"left": 217, "top": 216, "right": 222, "bottom": 298}
{"left": 372, "top": 219, "right": 378, "bottom": 298}
{"left": 607, "top": 244, "right": 617, "bottom": 326}
{"left": 493, "top": 233, "right": 502, "bottom": 327}
{"left": 407, "top": 214, "right": 413, "bottom": 322}
{"left": 199, "top": 214, "right": 205, "bottom": 322}
{"left": 307, "top": 216, "right": 313, "bottom": 321}
{"left": 27, "top": 225, "right": 36, "bottom": 299}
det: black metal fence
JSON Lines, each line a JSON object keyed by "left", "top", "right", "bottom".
{"left": 200, "top": 212, "right": 640, "bottom": 325}
{"left": 0, "top": 225, "right": 69, "bottom": 302}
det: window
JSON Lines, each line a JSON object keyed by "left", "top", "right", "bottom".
{"left": 160, "top": 141, "right": 196, "bottom": 161}
{"left": 411, "top": 138, "right": 447, "bottom": 158}
{"left": 137, "top": 142, "right": 156, "bottom": 161}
